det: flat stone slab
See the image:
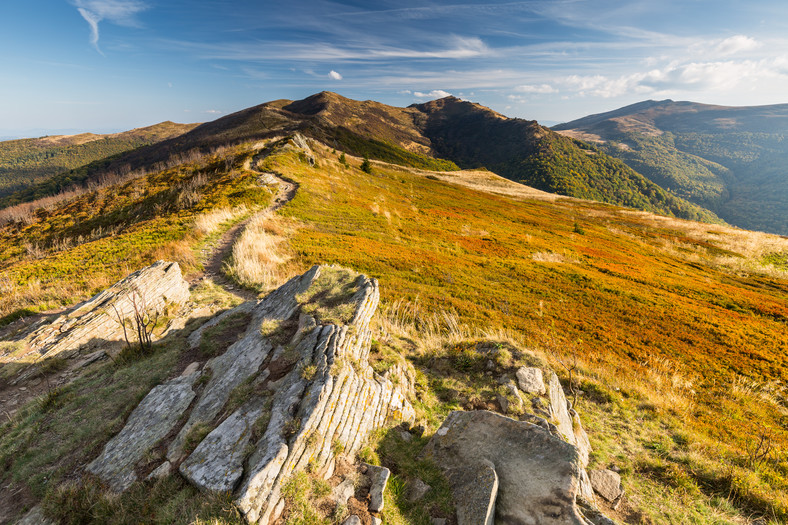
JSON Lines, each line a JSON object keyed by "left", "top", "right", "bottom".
{"left": 446, "top": 463, "right": 497, "bottom": 525}
{"left": 365, "top": 463, "right": 390, "bottom": 513}
{"left": 87, "top": 372, "right": 198, "bottom": 492}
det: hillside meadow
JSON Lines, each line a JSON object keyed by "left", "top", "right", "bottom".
{"left": 0, "top": 136, "right": 787, "bottom": 523}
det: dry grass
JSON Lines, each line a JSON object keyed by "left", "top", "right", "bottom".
{"left": 193, "top": 206, "right": 249, "bottom": 237}
{"left": 225, "top": 212, "right": 299, "bottom": 292}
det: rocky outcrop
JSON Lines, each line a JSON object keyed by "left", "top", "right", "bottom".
{"left": 25, "top": 261, "right": 189, "bottom": 359}
{"left": 85, "top": 264, "right": 414, "bottom": 524}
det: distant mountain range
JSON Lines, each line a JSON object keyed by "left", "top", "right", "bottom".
{"left": 554, "top": 100, "right": 788, "bottom": 235}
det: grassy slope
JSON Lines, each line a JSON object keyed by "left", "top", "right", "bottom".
{"left": 0, "top": 122, "right": 198, "bottom": 198}
{"left": 1, "top": 138, "right": 787, "bottom": 523}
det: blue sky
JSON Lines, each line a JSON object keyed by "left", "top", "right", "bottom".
{"left": 2, "top": 0, "right": 788, "bottom": 138}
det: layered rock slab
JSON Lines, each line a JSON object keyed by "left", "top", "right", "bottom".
{"left": 234, "top": 266, "right": 415, "bottom": 523}
{"left": 422, "top": 410, "right": 594, "bottom": 525}
{"left": 86, "top": 372, "right": 198, "bottom": 492}
{"left": 26, "top": 260, "right": 189, "bottom": 359}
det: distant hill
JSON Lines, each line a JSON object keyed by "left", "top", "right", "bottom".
{"left": 0, "top": 121, "right": 198, "bottom": 198}
{"left": 280, "top": 92, "right": 718, "bottom": 222}
{"left": 554, "top": 100, "right": 788, "bottom": 234}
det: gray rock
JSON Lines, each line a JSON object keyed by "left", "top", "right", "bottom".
{"left": 365, "top": 463, "right": 390, "bottom": 513}
{"left": 589, "top": 469, "right": 622, "bottom": 503}
{"left": 87, "top": 372, "right": 198, "bottom": 491}
{"left": 407, "top": 478, "right": 431, "bottom": 502}
{"left": 547, "top": 372, "right": 575, "bottom": 442}
{"left": 147, "top": 460, "right": 173, "bottom": 480}
{"left": 332, "top": 478, "right": 356, "bottom": 506}
{"left": 180, "top": 398, "right": 267, "bottom": 493}
{"left": 372, "top": 518, "right": 383, "bottom": 525}
{"left": 516, "top": 366, "right": 546, "bottom": 395}
{"left": 342, "top": 516, "right": 361, "bottom": 525}
{"left": 498, "top": 379, "right": 524, "bottom": 414}
{"left": 234, "top": 267, "right": 414, "bottom": 524}
{"left": 15, "top": 505, "right": 56, "bottom": 525}
{"left": 168, "top": 326, "right": 273, "bottom": 461}
{"left": 571, "top": 409, "right": 592, "bottom": 468}
{"left": 78, "top": 264, "right": 415, "bottom": 525}
{"left": 422, "top": 410, "right": 594, "bottom": 525}
{"left": 432, "top": 519, "right": 447, "bottom": 525}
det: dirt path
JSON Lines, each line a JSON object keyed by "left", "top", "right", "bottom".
{"left": 191, "top": 151, "right": 298, "bottom": 301}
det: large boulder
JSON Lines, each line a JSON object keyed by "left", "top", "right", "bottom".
{"left": 422, "top": 410, "right": 601, "bottom": 525}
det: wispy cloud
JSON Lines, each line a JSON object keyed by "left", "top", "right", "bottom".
{"left": 515, "top": 83, "right": 557, "bottom": 94}
{"left": 72, "top": 0, "right": 149, "bottom": 53}
{"left": 558, "top": 56, "right": 788, "bottom": 98}
{"left": 168, "top": 34, "right": 492, "bottom": 63}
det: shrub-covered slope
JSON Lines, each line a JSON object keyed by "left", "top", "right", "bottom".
{"left": 555, "top": 99, "right": 788, "bottom": 234}
{"left": 0, "top": 93, "right": 719, "bottom": 226}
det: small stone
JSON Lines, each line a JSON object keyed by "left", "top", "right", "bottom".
{"left": 486, "top": 359, "right": 495, "bottom": 370}
{"left": 407, "top": 478, "right": 431, "bottom": 502}
{"left": 342, "top": 516, "right": 362, "bottom": 525}
{"left": 589, "top": 469, "right": 623, "bottom": 503}
{"left": 332, "top": 478, "right": 356, "bottom": 506}
{"left": 432, "top": 519, "right": 447, "bottom": 525}
{"left": 181, "top": 361, "right": 200, "bottom": 377}
{"left": 372, "top": 518, "right": 383, "bottom": 525}
{"left": 398, "top": 429, "right": 413, "bottom": 442}
{"left": 612, "top": 490, "right": 625, "bottom": 511}
{"left": 364, "top": 463, "right": 390, "bottom": 513}
{"left": 18, "top": 387, "right": 27, "bottom": 391}
{"left": 515, "top": 367, "right": 545, "bottom": 395}
{"left": 146, "top": 460, "right": 172, "bottom": 480}
{"left": 497, "top": 394, "right": 510, "bottom": 413}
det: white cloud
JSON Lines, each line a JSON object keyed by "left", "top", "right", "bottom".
{"left": 559, "top": 57, "right": 788, "bottom": 98}
{"left": 413, "top": 89, "right": 452, "bottom": 98}
{"left": 716, "top": 35, "right": 760, "bottom": 55}
{"left": 328, "top": 70, "right": 343, "bottom": 80}
{"left": 515, "top": 83, "right": 557, "bottom": 94}
{"left": 73, "top": 0, "right": 148, "bottom": 53}
{"left": 204, "top": 109, "right": 222, "bottom": 114}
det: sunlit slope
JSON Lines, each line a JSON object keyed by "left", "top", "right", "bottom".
{"left": 0, "top": 122, "right": 198, "bottom": 198}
